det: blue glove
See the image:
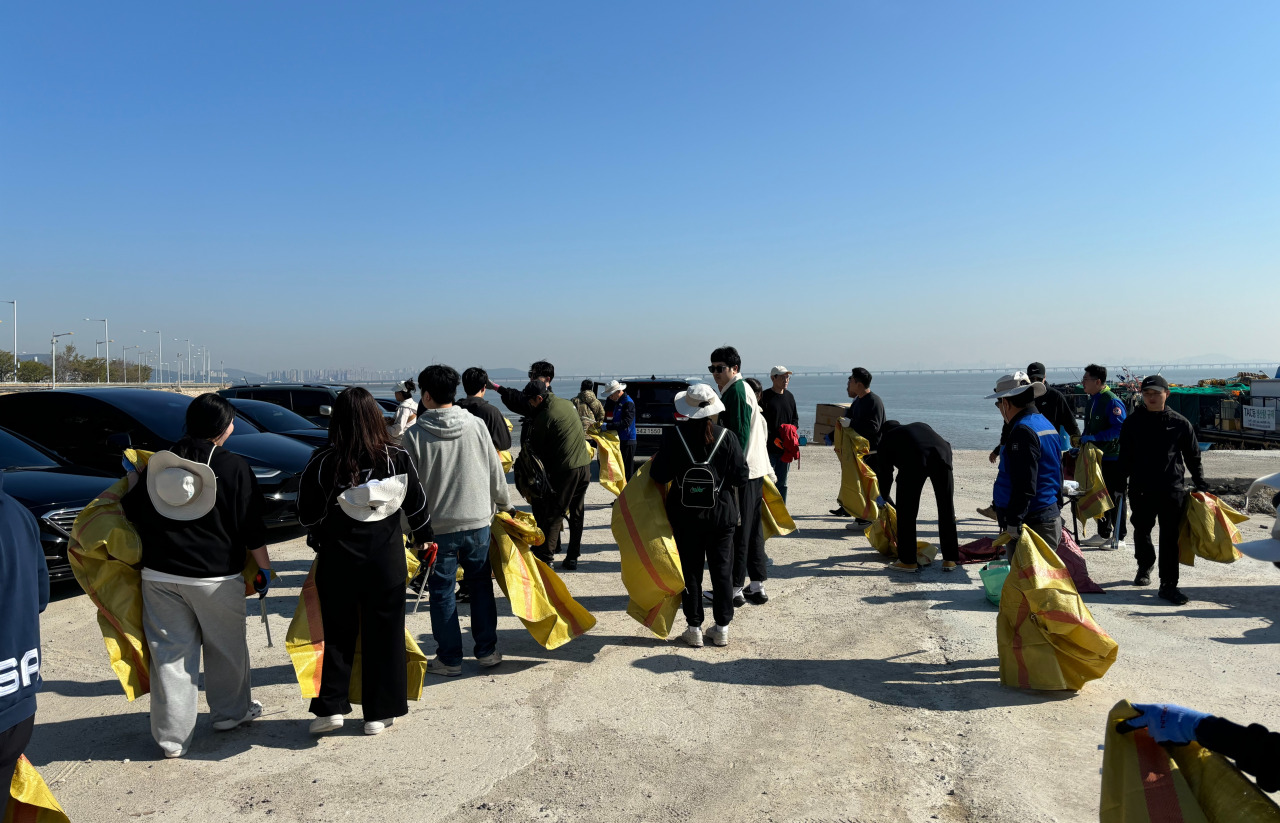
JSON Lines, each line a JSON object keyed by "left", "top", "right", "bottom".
{"left": 1125, "top": 703, "right": 1211, "bottom": 745}
{"left": 875, "top": 496, "right": 885, "bottom": 507}
{"left": 1079, "top": 434, "right": 1095, "bottom": 444}
{"left": 253, "top": 568, "right": 274, "bottom": 596}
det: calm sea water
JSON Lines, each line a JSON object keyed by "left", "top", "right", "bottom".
{"left": 363, "top": 366, "right": 1262, "bottom": 450}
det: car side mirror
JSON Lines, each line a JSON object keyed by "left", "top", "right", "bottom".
{"left": 106, "top": 433, "right": 132, "bottom": 451}
{"left": 319, "top": 405, "right": 332, "bottom": 416}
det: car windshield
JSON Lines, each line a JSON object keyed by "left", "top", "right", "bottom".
{"left": 94, "top": 391, "right": 193, "bottom": 441}
{"left": 0, "top": 428, "right": 60, "bottom": 470}
{"left": 237, "top": 402, "right": 316, "bottom": 433}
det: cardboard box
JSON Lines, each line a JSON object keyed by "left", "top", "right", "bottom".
{"left": 812, "top": 403, "right": 850, "bottom": 445}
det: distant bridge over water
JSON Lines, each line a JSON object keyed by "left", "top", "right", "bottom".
{"left": 556, "top": 362, "right": 1277, "bottom": 381}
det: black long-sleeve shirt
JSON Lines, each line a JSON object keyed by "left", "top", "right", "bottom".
{"left": 1197, "top": 716, "right": 1280, "bottom": 793}
{"left": 1039, "top": 385, "right": 1080, "bottom": 438}
{"left": 844, "top": 391, "right": 886, "bottom": 448}
{"left": 457, "top": 396, "right": 512, "bottom": 451}
{"left": 874, "top": 422, "right": 953, "bottom": 502}
{"left": 1119, "top": 406, "right": 1205, "bottom": 494}
{"left": 760, "top": 389, "right": 799, "bottom": 456}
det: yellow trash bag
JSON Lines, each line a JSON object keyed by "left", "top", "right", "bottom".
{"left": 761, "top": 476, "right": 796, "bottom": 541}
{"left": 610, "top": 461, "right": 684, "bottom": 638}
{"left": 586, "top": 426, "right": 627, "bottom": 497}
{"left": 285, "top": 551, "right": 428, "bottom": 702}
{"left": 489, "top": 511, "right": 596, "bottom": 649}
{"left": 4, "top": 755, "right": 69, "bottom": 823}
{"left": 499, "top": 418, "right": 514, "bottom": 474}
{"left": 833, "top": 427, "right": 880, "bottom": 521}
{"left": 997, "top": 526, "right": 1117, "bottom": 691}
{"left": 68, "top": 450, "right": 271, "bottom": 701}
{"left": 862, "top": 504, "right": 936, "bottom": 564}
{"left": 1100, "top": 700, "right": 1280, "bottom": 823}
{"left": 1178, "top": 492, "right": 1248, "bottom": 566}
{"left": 1076, "top": 444, "right": 1115, "bottom": 530}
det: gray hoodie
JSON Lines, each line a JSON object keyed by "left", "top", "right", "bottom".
{"left": 402, "top": 405, "right": 511, "bottom": 536}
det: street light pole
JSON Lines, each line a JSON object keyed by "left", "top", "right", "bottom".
{"left": 51, "top": 332, "right": 73, "bottom": 389}
{"left": 141, "top": 330, "right": 162, "bottom": 384}
{"left": 122, "top": 345, "right": 139, "bottom": 383}
{"left": 175, "top": 338, "right": 190, "bottom": 387}
{"left": 85, "top": 318, "right": 110, "bottom": 382}
{"left": 2, "top": 300, "right": 14, "bottom": 383}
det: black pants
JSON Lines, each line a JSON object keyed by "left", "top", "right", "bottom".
{"left": 1130, "top": 487, "right": 1186, "bottom": 588}
{"left": 894, "top": 463, "right": 960, "bottom": 565}
{"left": 1025, "top": 505, "right": 1063, "bottom": 552}
{"left": 311, "top": 559, "right": 408, "bottom": 722}
{"left": 0, "top": 713, "right": 35, "bottom": 804}
{"left": 621, "top": 441, "right": 636, "bottom": 481}
{"left": 1097, "top": 460, "right": 1128, "bottom": 540}
{"left": 673, "top": 520, "right": 735, "bottom": 628}
{"left": 733, "top": 477, "right": 768, "bottom": 587}
{"left": 534, "top": 464, "right": 591, "bottom": 563}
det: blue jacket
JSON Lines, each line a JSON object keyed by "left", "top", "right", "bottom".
{"left": 1083, "top": 387, "right": 1126, "bottom": 461}
{"left": 605, "top": 394, "right": 637, "bottom": 443}
{"left": 0, "top": 473, "right": 49, "bottom": 732}
{"left": 993, "top": 409, "right": 1063, "bottom": 528}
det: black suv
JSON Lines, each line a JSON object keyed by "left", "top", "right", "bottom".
{"left": 218, "top": 384, "right": 349, "bottom": 427}
{"left": 596, "top": 378, "right": 692, "bottom": 457}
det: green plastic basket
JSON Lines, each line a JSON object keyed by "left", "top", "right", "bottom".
{"left": 980, "top": 560, "right": 1010, "bottom": 606}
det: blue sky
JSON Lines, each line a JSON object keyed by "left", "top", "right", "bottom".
{"left": 2, "top": 2, "right": 1277, "bottom": 376}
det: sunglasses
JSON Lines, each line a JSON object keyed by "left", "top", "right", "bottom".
{"left": 708, "top": 365, "right": 727, "bottom": 374}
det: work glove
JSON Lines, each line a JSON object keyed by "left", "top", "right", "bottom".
{"left": 1068, "top": 448, "right": 1080, "bottom": 458}
{"left": 487, "top": 380, "right": 501, "bottom": 391}
{"left": 1193, "top": 479, "right": 1211, "bottom": 493}
{"left": 1078, "top": 434, "right": 1095, "bottom": 444}
{"left": 1122, "top": 703, "right": 1212, "bottom": 745}
{"left": 253, "top": 567, "right": 274, "bottom": 596}
{"left": 874, "top": 496, "right": 885, "bottom": 507}
{"left": 416, "top": 542, "right": 439, "bottom": 568}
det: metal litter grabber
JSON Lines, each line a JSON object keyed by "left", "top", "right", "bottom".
{"left": 1108, "top": 493, "right": 1126, "bottom": 552}
{"left": 259, "top": 592, "right": 273, "bottom": 647}
{"left": 411, "top": 542, "right": 439, "bottom": 615}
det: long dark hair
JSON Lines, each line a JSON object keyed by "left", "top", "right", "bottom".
{"left": 677, "top": 415, "right": 719, "bottom": 448}
{"left": 184, "top": 393, "right": 236, "bottom": 441}
{"left": 328, "top": 387, "right": 398, "bottom": 487}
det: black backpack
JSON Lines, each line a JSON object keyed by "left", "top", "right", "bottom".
{"left": 675, "top": 428, "right": 726, "bottom": 510}
{"left": 513, "top": 448, "right": 552, "bottom": 503}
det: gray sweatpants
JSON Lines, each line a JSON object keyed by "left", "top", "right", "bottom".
{"left": 141, "top": 578, "right": 252, "bottom": 757}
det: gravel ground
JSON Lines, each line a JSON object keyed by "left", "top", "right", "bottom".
{"left": 28, "top": 448, "right": 1279, "bottom": 822}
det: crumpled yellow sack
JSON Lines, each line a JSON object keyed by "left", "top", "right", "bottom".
{"left": 68, "top": 449, "right": 269, "bottom": 701}
{"left": 833, "top": 427, "right": 880, "bottom": 521}
{"left": 489, "top": 511, "right": 596, "bottom": 649}
{"left": 761, "top": 476, "right": 796, "bottom": 541}
{"left": 610, "top": 461, "right": 684, "bottom": 638}
{"left": 285, "top": 549, "right": 428, "bottom": 702}
{"left": 862, "top": 503, "right": 937, "bottom": 564}
{"left": 499, "top": 418, "right": 514, "bottom": 474}
{"left": 1100, "top": 700, "right": 1280, "bottom": 822}
{"left": 586, "top": 427, "right": 627, "bottom": 497}
{"left": 1178, "top": 492, "right": 1248, "bottom": 566}
{"left": 997, "top": 526, "right": 1117, "bottom": 691}
{"left": 1076, "top": 444, "right": 1115, "bottom": 530}
{"left": 4, "top": 755, "right": 69, "bottom": 823}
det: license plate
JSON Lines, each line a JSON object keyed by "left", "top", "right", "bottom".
{"left": 637, "top": 427, "right": 662, "bottom": 435}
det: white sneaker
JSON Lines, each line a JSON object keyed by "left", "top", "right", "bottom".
{"left": 1080, "top": 534, "right": 1110, "bottom": 548}
{"left": 213, "top": 699, "right": 262, "bottom": 731}
{"left": 1102, "top": 540, "right": 1126, "bottom": 551}
{"left": 309, "top": 714, "right": 344, "bottom": 735}
{"left": 705, "top": 624, "right": 729, "bottom": 647}
{"left": 477, "top": 652, "right": 502, "bottom": 668}
{"left": 426, "top": 657, "right": 462, "bottom": 677}
{"left": 364, "top": 718, "right": 394, "bottom": 735}
{"left": 681, "top": 626, "right": 704, "bottom": 648}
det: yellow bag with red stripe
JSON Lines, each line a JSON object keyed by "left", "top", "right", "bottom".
{"left": 586, "top": 427, "right": 627, "bottom": 497}
{"left": 862, "top": 504, "right": 937, "bottom": 564}
{"left": 489, "top": 511, "right": 596, "bottom": 649}
{"left": 1100, "top": 700, "right": 1280, "bottom": 822}
{"left": 4, "top": 755, "right": 69, "bottom": 823}
{"left": 610, "top": 460, "right": 684, "bottom": 638}
{"left": 760, "top": 476, "right": 796, "bottom": 541}
{"left": 997, "top": 525, "right": 1117, "bottom": 691}
{"left": 285, "top": 548, "right": 428, "bottom": 702}
{"left": 833, "top": 427, "right": 880, "bottom": 521}
{"left": 1178, "top": 492, "right": 1248, "bottom": 566}
{"left": 499, "top": 418, "right": 514, "bottom": 474}
{"left": 68, "top": 450, "right": 271, "bottom": 701}
{"left": 1076, "top": 444, "right": 1115, "bottom": 531}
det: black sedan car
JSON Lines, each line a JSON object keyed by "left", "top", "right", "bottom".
{"left": 0, "top": 389, "right": 314, "bottom": 526}
{"left": 228, "top": 398, "right": 328, "bottom": 448}
{"left": 0, "top": 425, "right": 114, "bottom": 582}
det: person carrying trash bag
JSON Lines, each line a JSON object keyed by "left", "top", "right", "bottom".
{"left": 601, "top": 380, "right": 638, "bottom": 481}
{"left": 871, "top": 420, "right": 960, "bottom": 575}
{"left": 987, "top": 372, "right": 1064, "bottom": 557}
{"left": 119, "top": 394, "right": 276, "bottom": 759}
{"left": 648, "top": 383, "right": 749, "bottom": 648}
{"left": 1119, "top": 374, "right": 1209, "bottom": 606}
{"left": 1080, "top": 364, "right": 1128, "bottom": 547}
{"left": 297, "top": 387, "right": 431, "bottom": 736}
{"left": 831, "top": 367, "right": 885, "bottom": 524}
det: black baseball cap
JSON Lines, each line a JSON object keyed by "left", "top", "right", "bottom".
{"left": 1026, "top": 362, "right": 1046, "bottom": 380}
{"left": 1140, "top": 375, "right": 1170, "bottom": 391}
{"left": 522, "top": 380, "right": 550, "bottom": 399}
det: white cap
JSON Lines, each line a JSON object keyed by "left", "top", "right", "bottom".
{"left": 769, "top": 366, "right": 793, "bottom": 378}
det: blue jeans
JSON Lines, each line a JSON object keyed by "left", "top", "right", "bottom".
{"left": 428, "top": 527, "right": 498, "bottom": 666}
{"left": 768, "top": 453, "right": 790, "bottom": 502}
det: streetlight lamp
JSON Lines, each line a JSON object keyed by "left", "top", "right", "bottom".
{"left": 174, "top": 338, "right": 190, "bottom": 386}
{"left": 2, "top": 300, "right": 14, "bottom": 384}
{"left": 141, "top": 330, "right": 162, "bottom": 384}
{"left": 93, "top": 340, "right": 115, "bottom": 382}
{"left": 51, "top": 332, "right": 73, "bottom": 389}
{"left": 85, "top": 318, "right": 110, "bottom": 382}
{"left": 122, "top": 345, "right": 139, "bottom": 383}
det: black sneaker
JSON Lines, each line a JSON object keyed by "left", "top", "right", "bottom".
{"left": 829, "top": 507, "right": 850, "bottom": 517}
{"left": 744, "top": 587, "right": 769, "bottom": 605}
{"left": 732, "top": 591, "right": 747, "bottom": 608}
{"left": 853, "top": 518, "right": 874, "bottom": 528}
{"left": 1133, "top": 567, "right": 1152, "bottom": 587}
{"left": 560, "top": 557, "right": 578, "bottom": 571}
{"left": 1158, "top": 586, "right": 1189, "bottom": 606}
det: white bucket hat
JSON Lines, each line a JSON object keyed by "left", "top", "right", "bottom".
{"left": 603, "top": 380, "right": 627, "bottom": 395}
{"left": 986, "top": 371, "right": 1048, "bottom": 400}
{"left": 673, "top": 383, "right": 725, "bottom": 420}
{"left": 146, "top": 449, "right": 218, "bottom": 521}
{"left": 338, "top": 474, "right": 409, "bottom": 522}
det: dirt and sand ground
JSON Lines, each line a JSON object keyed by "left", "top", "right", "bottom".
{"left": 28, "top": 448, "right": 1279, "bottom": 822}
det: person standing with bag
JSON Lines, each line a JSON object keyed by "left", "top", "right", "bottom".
{"left": 760, "top": 366, "right": 799, "bottom": 502}
{"left": 601, "top": 380, "right": 638, "bottom": 481}
{"left": 298, "top": 388, "right": 431, "bottom": 735}
{"left": 120, "top": 394, "right": 275, "bottom": 759}
{"left": 648, "top": 383, "right": 748, "bottom": 648}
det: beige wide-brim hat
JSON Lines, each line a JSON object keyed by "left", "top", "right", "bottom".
{"left": 674, "top": 383, "right": 725, "bottom": 420}
{"left": 146, "top": 450, "right": 218, "bottom": 521}
{"left": 603, "top": 380, "right": 627, "bottom": 395}
{"left": 338, "top": 474, "right": 409, "bottom": 522}
{"left": 986, "top": 371, "right": 1048, "bottom": 400}
{"left": 1238, "top": 472, "right": 1280, "bottom": 562}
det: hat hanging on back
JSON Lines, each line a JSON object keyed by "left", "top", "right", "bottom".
{"left": 396, "top": 380, "right": 414, "bottom": 394}
{"left": 603, "top": 380, "right": 627, "bottom": 395}
{"left": 146, "top": 449, "right": 219, "bottom": 521}
{"left": 986, "top": 371, "right": 1047, "bottom": 400}
{"left": 673, "top": 383, "right": 726, "bottom": 420}
{"left": 337, "top": 474, "right": 409, "bottom": 522}
{"left": 1237, "top": 473, "right": 1280, "bottom": 563}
